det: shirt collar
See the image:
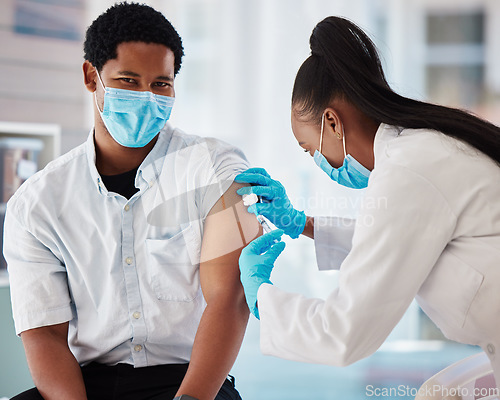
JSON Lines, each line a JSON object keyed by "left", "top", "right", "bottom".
{"left": 135, "top": 123, "right": 174, "bottom": 190}
{"left": 85, "top": 130, "right": 106, "bottom": 194}
{"left": 85, "top": 123, "right": 174, "bottom": 196}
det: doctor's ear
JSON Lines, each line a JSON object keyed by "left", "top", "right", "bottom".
{"left": 83, "top": 61, "right": 98, "bottom": 93}
{"left": 324, "top": 109, "right": 343, "bottom": 139}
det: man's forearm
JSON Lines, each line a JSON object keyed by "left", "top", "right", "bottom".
{"left": 21, "top": 323, "right": 87, "bottom": 400}
{"left": 175, "top": 295, "right": 249, "bottom": 400}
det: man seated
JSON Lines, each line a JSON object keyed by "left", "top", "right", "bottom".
{"left": 4, "top": 3, "right": 259, "bottom": 400}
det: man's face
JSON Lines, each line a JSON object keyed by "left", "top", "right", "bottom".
{"left": 94, "top": 41, "right": 176, "bottom": 113}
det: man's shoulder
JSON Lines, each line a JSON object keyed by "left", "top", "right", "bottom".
{"left": 41, "top": 141, "right": 87, "bottom": 173}
{"left": 8, "top": 142, "right": 87, "bottom": 207}
{"left": 169, "top": 126, "right": 233, "bottom": 149}
{"left": 168, "top": 126, "right": 248, "bottom": 163}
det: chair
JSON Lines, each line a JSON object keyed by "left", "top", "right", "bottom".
{"left": 415, "top": 352, "right": 499, "bottom": 400}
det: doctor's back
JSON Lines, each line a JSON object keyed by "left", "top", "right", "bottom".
{"left": 372, "top": 123, "right": 500, "bottom": 349}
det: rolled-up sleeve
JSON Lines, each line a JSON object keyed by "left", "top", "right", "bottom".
{"left": 4, "top": 202, "right": 73, "bottom": 335}
{"left": 314, "top": 216, "right": 355, "bottom": 271}
{"left": 198, "top": 138, "right": 249, "bottom": 219}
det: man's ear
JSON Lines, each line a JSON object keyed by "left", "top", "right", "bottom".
{"left": 83, "top": 61, "right": 97, "bottom": 93}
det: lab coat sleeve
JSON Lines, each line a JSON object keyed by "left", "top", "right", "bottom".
{"left": 314, "top": 216, "right": 355, "bottom": 271}
{"left": 258, "top": 164, "right": 457, "bottom": 366}
{"left": 4, "top": 201, "right": 73, "bottom": 335}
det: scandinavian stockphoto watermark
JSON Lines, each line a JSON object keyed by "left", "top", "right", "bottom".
{"left": 307, "top": 195, "right": 389, "bottom": 230}
{"left": 294, "top": 194, "right": 388, "bottom": 214}
{"left": 366, "top": 384, "right": 499, "bottom": 398}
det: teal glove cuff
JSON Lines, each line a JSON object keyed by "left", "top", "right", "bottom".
{"left": 286, "top": 209, "right": 306, "bottom": 239}
{"left": 247, "top": 279, "right": 272, "bottom": 320}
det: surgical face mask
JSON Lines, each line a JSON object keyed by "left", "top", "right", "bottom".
{"left": 313, "top": 113, "right": 371, "bottom": 189}
{"left": 94, "top": 71, "right": 174, "bottom": 148}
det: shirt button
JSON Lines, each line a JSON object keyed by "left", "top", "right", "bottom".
{"left": 134, "top": 345, "right": 142, "bottom": 352}
{"left": 124, "top": 204, "right": 130, "bottom": 212}
{"left": 133, "top": 311, "right": 141, "bottom": 319}
{"left": 125, "top": 257, "right": 133, "bottom": 265}
{"left": 487, "top": 344, "right": 495, "bottom": 355}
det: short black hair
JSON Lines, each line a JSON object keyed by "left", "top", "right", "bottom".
{"left": 83, "top": 2, "right": 184, "bottom": 75}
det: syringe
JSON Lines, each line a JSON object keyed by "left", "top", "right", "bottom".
{"left": 256, "top": 215, "right": 280, "bottom": 244}
{"left": 243, "top": 193, "right": 280, "bottom": 244}
{"left": 256, "top": 214, "right": 273, "bottom": 233}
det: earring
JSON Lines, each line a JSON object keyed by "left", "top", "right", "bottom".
{"left": 336, "top": 131, "right": 342, "bottom": 139}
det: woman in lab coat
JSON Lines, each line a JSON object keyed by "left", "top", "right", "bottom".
{"left": 236, "top": 16, "right": 500, "bottom": 389}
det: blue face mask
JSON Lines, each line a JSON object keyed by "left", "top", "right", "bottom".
{"left": 94, "top": 71, "right": 174, "bottom": 148}
{"left": 313, "top": 113, "right": 371, "bottom": 189}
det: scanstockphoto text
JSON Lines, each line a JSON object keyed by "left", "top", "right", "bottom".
{"left": 365, "top": 384, "right": 500, "bottom": 398}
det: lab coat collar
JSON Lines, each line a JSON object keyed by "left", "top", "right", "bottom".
{"left": 85, "top": 123, "right": 174, "bottom": 196}
{"left": 372, "top": 123, "right": 404, "bottom": 168}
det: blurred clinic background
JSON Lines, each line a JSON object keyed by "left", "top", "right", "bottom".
{"left": 1, "top": 0, "right": 500, "bottom": 398}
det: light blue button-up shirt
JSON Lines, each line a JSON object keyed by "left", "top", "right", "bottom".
{"left": 4, "top": 123, "right": 249, "bottom": 367}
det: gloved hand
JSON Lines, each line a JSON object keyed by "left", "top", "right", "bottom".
{"left": 235, "top": 167, "right": 306, "bottom": 239}
{"left": 239, "top": 229, "right": 286, "bottom": 319}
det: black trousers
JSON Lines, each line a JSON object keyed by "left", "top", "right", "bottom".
{"left": 11, "top": 362, "right": 242, "bottom": 400}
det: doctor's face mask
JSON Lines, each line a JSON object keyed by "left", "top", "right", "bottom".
{"left": 94, "top": 70, "right": 175, "bottom": 148}
{"left": 313, "top": 113, "right": 371, "bottom": 189}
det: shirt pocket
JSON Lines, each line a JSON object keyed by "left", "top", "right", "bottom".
{"left": 145, "top": 224, "right": 201, "bottom": 302}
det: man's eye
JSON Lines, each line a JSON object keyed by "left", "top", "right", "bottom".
{"left": 120, "top": 78, "right": 135, "bottom": 83}
{"left": 154, "top": 82, "right": 170, "bottom": 87}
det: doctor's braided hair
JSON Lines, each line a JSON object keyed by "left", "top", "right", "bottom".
{"left": 292, "top": 16, "right": 500, "bottom": 165}
{"left": 84, "top": 2, "right": 184, "bottom": 75}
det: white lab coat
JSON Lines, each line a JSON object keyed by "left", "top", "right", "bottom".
{"left": 258, "top": 124, "right": 500, "bottom": 386}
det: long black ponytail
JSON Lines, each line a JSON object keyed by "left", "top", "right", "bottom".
{"left": 292, "top": 16, "right": 500, "bottom": 165}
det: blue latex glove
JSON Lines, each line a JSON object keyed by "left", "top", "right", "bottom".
{"left": 239, "top": 229, "right": 286, "bottom": 319}
{"left": 235, "top": 167, "right": 306, "bottom": 239}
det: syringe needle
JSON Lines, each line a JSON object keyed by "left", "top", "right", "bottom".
{"left": 256, "top": 215, "right": 280, "bottom": 243}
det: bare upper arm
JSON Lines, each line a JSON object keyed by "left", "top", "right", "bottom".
{"left": 21, "top": 322, "right": 71, "bottom": 367}
{"left": 199, "top": 181, "right": 261, "bottom": 303}
{"left": 21, "top": 322, "right": 70, "bottom": 347}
